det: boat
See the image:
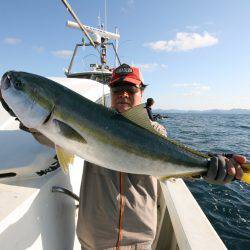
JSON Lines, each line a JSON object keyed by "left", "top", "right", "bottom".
{"left": 0, "top": 1, "right": 227, "bottom": 249}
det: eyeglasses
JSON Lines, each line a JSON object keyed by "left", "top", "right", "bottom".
{"left": 111, "top": 85, "right": 141, "bottom": 94}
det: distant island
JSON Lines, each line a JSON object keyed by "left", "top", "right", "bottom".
{"left": 154, "top": 109, "right": 250, "bottom": 114}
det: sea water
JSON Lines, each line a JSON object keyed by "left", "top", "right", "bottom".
{"left": 160, "top": 113, "right": 250, "bottom": 250}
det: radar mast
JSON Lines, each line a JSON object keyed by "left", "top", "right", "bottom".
{"left": 60, "top": 0, "right": 121, "bottom": 82}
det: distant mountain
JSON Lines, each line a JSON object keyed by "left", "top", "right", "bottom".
{"left": 154, "top": 108, "right": 250, "bottom": 114}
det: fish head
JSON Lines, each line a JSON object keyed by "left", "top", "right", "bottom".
{"left": 1, "top": 71, "right": 55, "bottom": 129}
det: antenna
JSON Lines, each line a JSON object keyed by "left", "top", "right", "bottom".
{"left": 104, "top": 0, "right": 107, "bottom": 30}
{"left": 98, "top": 10, "right": 101, "bottom": 29}
{"left": 66, "top": 21, "right": 120, "bottom": 40}
{"left": 115, "top": 27, "right": 119, "bottom": 67}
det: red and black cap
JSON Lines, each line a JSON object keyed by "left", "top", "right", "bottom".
{"left": 109, "top": 64, "right": 143, "bottom": 87}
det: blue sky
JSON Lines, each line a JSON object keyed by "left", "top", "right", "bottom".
{"left": 1, "top": 0, "right": 250, "bottom": 110}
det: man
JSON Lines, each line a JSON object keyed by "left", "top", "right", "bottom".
{"left": 145, "top": 98, "right": 155, "bottom": 121}
{"left": 145, "top": 98, "right": 168, "bottom": 122}
{"left": 77, "top": 64, "right": 163, "bottom": 249}
{"left": 76, "top": 64, "right": 245, "bottom": 249}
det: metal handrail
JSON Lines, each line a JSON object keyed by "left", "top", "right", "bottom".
{"left": 51, "top": 186, "right": 80, "bottom": 202}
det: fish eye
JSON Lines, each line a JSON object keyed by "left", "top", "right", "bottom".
{"left": 14, "top": 81, "right": 23, "bottom": 90}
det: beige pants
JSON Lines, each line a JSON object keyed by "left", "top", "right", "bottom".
{"left": 81, "top": 242, "right": 152, "bottom": 250}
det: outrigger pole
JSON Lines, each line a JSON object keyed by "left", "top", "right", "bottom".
{"left": 61, "top": 0, "right": 98, "bottom": 49}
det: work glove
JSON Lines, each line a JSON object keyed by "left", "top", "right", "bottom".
{"left": 151, "top": 121, "right": 167, "bottom": 137}
{"left": 19, "top": 122, "right": 55, "bottom": 148}
{"left": 204, "top": 154, "right": 245, "bottom": 185}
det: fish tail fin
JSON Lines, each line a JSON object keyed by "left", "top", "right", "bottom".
{"left": 242, "top": 172, "right": 250, "bottom": 184}
{"left": 242, "top": 162, "right": 250, "bottom": 184}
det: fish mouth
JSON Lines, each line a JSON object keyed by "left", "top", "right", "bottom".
{"left": 1, "top": 73, "right": 11, "bottom": 91}
{"left": 43, "top": 106, "right": 55, "bottom": 124}
{"left": 0, "top": 72, "right": 19, "bottom": 117}
{"left": 0, "top": 73, "right": 29, "bottom": 121}
{"left": 0, "top": 90, "right": 16, "bottom": 118}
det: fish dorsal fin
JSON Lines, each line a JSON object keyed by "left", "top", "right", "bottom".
{"left": 121, "top": 103, "right": 161, "bottom": 136}
{"left": 55, "top": 145, "right": 75, "bottom": 174}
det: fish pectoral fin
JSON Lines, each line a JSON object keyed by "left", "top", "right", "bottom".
{"left": 53, "top": 119, "right": 86, "bottom": 144}
{"left": 55, "top": 145, "right": 75, "bottom": 174}
{"left": 121, "top": 103, "right": 161, "bottom": 136}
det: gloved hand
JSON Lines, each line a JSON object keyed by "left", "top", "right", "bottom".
{"left": 204, "top": 155, "right": 246, "bottom": 185}
{"left": 150, "top": 121, "right": 167, "bottom": 137}
{"left": 19, "top": 122, "right": 54, "bottom": 148}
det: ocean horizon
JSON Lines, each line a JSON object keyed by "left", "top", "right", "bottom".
{"left": 155, "top": 108, "right": 250, "bottom": 114}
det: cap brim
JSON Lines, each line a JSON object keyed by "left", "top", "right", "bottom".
{"left": 109, "top": 76, "right": 142, "bottom": 86}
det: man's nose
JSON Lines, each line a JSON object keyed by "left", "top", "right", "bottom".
{"left": 118, "top": 90, "right": 130, "bottom": 97}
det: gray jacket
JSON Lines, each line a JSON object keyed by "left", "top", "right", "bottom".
{"left": 77, "top": 163, "right": 157, "bottom": 249}
{"left": 77, "top": 123, "right": 167, "bottom": 249}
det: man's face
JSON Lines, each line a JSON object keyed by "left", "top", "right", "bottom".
{"left": 110, "top": 83, "right": 143, "bottom": 113}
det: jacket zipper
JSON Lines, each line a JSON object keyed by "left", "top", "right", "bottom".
{"left": 116, "top": 172, "right": 125, "bottom": 249}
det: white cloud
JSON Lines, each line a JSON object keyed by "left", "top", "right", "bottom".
{"left": 135, "top": 63, "right": 167, "bottom": 72}
{"left": 51, "top": 50, "right": 72, "bottom": 59}
{"left": 144, "top": 32, "right": 218, "bottom": 52}
{"left": 3, "top": 37, "right": 21, "bottom": 45}
{"left": 173, "top": 82, "right": 211, "bottom": 96}
{"left": 121, "top": 0, "right": 135, "bottom": 13}
{"left": 32, "top": 46, "right": 45, "bottom": 53}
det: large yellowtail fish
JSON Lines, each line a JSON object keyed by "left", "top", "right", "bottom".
{"left": 1, "top": 71, "right": 249, "bottom": 183}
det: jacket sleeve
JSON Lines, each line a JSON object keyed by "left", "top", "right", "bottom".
{"left": 19, "top": 122, "right": 55, "bottom": 148}
{"left": 146, "top": 107, "right": 155, "bottom": 121}
{"left": 150, "top": 121, "right": 167, "bottom": 137}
